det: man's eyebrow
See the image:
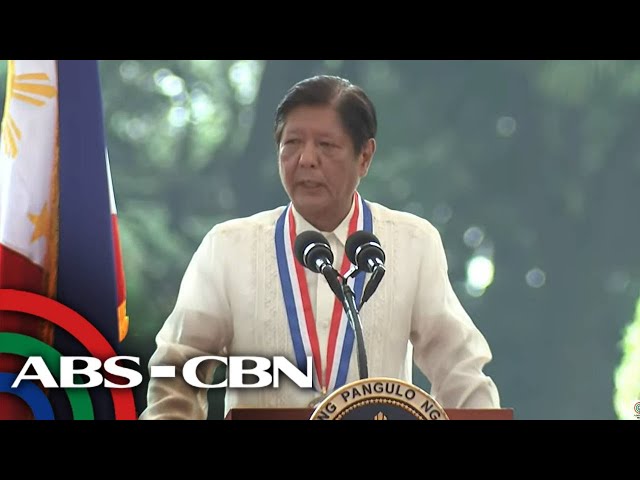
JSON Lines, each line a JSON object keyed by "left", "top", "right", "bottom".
{"left": 286, "top": 128, "right": 338, "bottom": 136}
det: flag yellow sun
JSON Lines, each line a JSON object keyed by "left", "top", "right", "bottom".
{"left": 1, "top": 60, "right": 57, "bottom": 159}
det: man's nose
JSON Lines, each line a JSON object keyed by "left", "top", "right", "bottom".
{"left": 298, "top": 141, "right": 319, "bottom": 168}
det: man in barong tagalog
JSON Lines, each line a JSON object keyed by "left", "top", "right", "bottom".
{"left": 140, "top": 75, "right": 500, "bottom": 420}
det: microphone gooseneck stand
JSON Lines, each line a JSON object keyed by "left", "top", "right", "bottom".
{"left": 340, "top": 275, "right": 368, "bottom": 381}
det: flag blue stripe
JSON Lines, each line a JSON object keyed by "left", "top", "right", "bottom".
{"left": 275, "top": 207, "right": 308, "bottom": 373}
{"left": 335, "top": 200, "right": 373, "bottom": 388}
{"left": 56, "top": 60, "right": 119, "bottom": 348}
{"left": 53, "top": 60, "right": 119, "bottom": 420}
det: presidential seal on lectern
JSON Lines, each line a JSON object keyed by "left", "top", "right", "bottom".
{"left": 309, "top": 377, "right": 449, "bottom": 420}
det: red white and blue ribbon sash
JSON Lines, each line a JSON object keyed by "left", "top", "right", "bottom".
{"left": 275, "top": 192, "right": 373, "bottom": 393}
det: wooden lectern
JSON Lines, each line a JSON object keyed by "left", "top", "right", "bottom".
{"left": 225, "top": 408, "right": 513, "bottom": 420}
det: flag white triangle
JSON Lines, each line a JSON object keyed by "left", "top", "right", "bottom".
{"left": 0, "top": 60, "right": 58, "bottom": 269}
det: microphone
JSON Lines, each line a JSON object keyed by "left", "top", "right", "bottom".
{"left": 296, "top": 231, "right": 370, "bottom": 382}
{"left": 345, "top": 231, "right": 386, "bottom": 310}
{"left": 294, "top": 231, "right": 344, "bottom": 303}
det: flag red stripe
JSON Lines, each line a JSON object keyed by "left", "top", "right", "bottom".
{"left": 0, "top": 244, "right": 47, "bottom": 419}
{"left": 0, "top": 245, "right": 44, "bottom": 293}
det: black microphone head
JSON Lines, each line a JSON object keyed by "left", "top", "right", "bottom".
{"left": 345, "top": 231, "right": 385, "bottom": 272}
{"left": 294, "top": 230, "right": 334, "bottom": 273}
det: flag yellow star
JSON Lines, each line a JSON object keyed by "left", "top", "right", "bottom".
{"left": 28, "top": 202, "right": 50, "bottom": 243}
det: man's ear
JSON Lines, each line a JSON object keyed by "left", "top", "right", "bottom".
{"left": 359, "top": 138, "right": 376, "bottom": 177}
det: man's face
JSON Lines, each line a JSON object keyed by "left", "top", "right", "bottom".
{"left": 278, "top": 105, "right": 372, "bottom": 222}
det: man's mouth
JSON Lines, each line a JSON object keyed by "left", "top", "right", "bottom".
{"left": 298, "top": 180, "right": 323, "bottom": 188}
